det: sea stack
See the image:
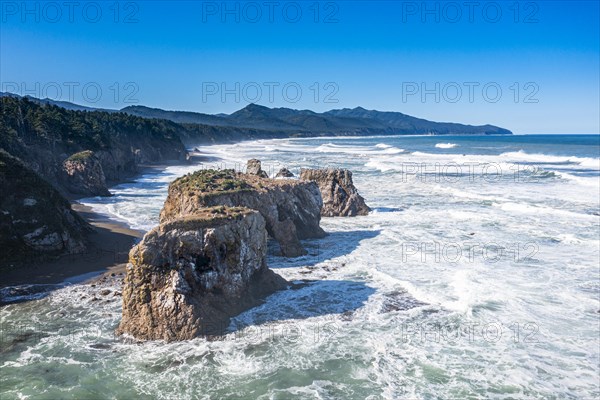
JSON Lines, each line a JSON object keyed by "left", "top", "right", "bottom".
{"left": 159, "top": 168, "right": 326, "bottom": 257}
{"left": 300, "top": 168, "right": 371, "bottom": 217}
{"left": 246, "top": 159, "right": 269, "bottom": 178}
{"left": 116, "top": 206, "right": 287, "bottom": 341}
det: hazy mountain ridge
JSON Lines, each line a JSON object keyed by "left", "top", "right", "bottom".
{"left": 1, "top": 92, "right": 512, "bottom": 135}
{"left": 0, "top": 92, "right": 116, "bottom": 113}
{"left": 125, "top": 103, "right": 512, "bottom": 135}
{"left": 121, "top": 105, "right": 228, "bottom": 126}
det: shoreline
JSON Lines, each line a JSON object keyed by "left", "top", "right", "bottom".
{"left": 3, "top": 134, "right": 596, "bottom": 291}
{"left": 1, "top": 157, "right": 211, "bottom": 290}
{"left": 0, "top": 202, "right": 144, "bottom": 289}
{"left": 0, "top": 147, "right": 283, "bottom": 291}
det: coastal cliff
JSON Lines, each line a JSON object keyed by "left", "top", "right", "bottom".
{"left": 62, "top": 151, "right": 111, "bottom": 196}
{"left": 116, "top": 207, "right": 287, "bottom": 341}
{"left": 160, "top": 169, "right": 326, "bottom": 257}
{"left": 0, "top": 96, "right": 187, "bottom": 197}
{"left": 0, "top": 93, "right": 501, "bottom": 280}
{"left": 0, "top": 150, "right": 89, "bottom": 266}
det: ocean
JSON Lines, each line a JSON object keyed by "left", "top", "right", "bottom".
{"left": 1, "top": 134, "right": 599, "bottom": 399}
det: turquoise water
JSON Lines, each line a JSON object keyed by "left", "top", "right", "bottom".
{"left": 2, "top": 134, "right": 599, "bottom": 399}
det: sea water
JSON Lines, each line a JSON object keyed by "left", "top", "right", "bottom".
{"left": 1, "top": 134, "right": 599, "bottom": 399}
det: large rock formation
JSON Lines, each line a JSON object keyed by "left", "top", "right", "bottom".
{"left": 62, "top": 151, "right": 111, "bottom": 196}
{"left": 246, "top": 159, "right": 269, "bottom": 178}
{"left": 300, "top": 168, "right": 370, "bottom": 217}
{"left": 160, "top": 169, "right": 326, "bottom": 257}
{"left": 0, "top": 150, "right": 88, "bottom": 266}
{"left": 116, "top": 207, "right": 287, "bottom": 341}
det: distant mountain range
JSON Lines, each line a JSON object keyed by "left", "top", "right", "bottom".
{"left": 0, "top": 92, "right": 116, "bottom": 113}
{"left": 0, "top": 92, "right": 512, "bottom": 136}
{"left": 124, "top": 104, "right": 512, "bottom": 135}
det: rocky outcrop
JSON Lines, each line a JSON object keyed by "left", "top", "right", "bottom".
{"left": 160, "top": 169, "right": 326, "bottom": 257}
{"left": 116, "top": 207, "right": 287, "bottom": 341}
{"left": 0, "top": 150, "right": 88, "bottom": 266}
{"left": 300, "top": 168, "right": 370, "bottom": 217}
{"left": 275, "top": 168, "right": 294, "bottom": 178}
{"left": 246, "top": 159, "right": 269, "bottom": 178}
{"left": 62, "top": 151, "right": 111, "bottom": 196}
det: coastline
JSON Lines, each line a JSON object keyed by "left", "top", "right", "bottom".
{"left": 1, "top": 158, "right": 205, "bottom": 290}
{"left": 0, "top": 202, "right": 143, "bottom": 289}
{"left": 1, "top": 134, "right": 592, "bottom": 291}
{"left": 1, "top": 134, "right": 599, "bottom": 397}
{"left": 1, "top": 147, "right": 289, "bottom": 291}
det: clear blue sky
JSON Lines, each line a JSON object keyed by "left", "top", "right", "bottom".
{"left": 1, "top": 1, "right": 599, "bottom": 133}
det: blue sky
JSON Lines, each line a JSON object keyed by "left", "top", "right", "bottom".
{"left": 1, "top": 1, "right": 599, "bottom": 133}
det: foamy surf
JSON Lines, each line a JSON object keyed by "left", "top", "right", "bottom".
{"left": 499, "top": 150, "right": 600, "bottom": 169}
{"left": 435, "top": 142, "right": 458, "bottom": 149}
{"left": 3, "top": 134, "right": 599, "bottom": 399}
{"left": 316, "top": 143, "right": 404, "bottom": 156}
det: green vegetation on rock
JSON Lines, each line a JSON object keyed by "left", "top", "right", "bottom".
{"left": 161, "top": 206, "right": 253, "bottom": 232}
{"left": 66, "top": 150, "right": 95, "bottom": 163}
{"left": 173, "top": 169, "right": 252, "bottom": 194}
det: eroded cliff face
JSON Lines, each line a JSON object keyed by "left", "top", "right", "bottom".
{"left": 0, "top": 150, "right": 89, "bottom": 266}
{"left": 0, "top": 97, "right": 188, "bottom": 196}
{"left": 116, "top": 207, "right": 287, "bottom": 341}
{"left": 62, "top": 151, "right": 111, "bottom": 197}
{"left": 160, "top": 170, "right": 326, "bottom": 257}
{"left": 300, "top": 168, "right": 370, "bottom": 217}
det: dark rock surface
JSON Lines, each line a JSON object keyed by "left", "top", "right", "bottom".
{"left": 0, "top": 150, "right": 89, "bottom": 266}
{"left": 62, "top": 151, "right": 111, "bottom": 196}
{"left": 300, "top": 168, "right": 370, "bottom": 217}
{"left": 275, "top": 168, "right": 294, "bottom": 178}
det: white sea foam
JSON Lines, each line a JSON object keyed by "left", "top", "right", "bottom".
{"left": 3, "top": 135, "right": 599, "bottom": 399}
{"left": 493, "top": 201, "right": 598, "bottom": 220}
{"left": 435, "top": 142, "right": 458, "bottom": 149}
{"left": 551, "top": 170, "right": 600, "bottom": 187}
{"left": 499, "top": 150, "right": 600, "bottom": 169}
{"left": 316, "top": 143, "right": 404, "bottom": 156}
